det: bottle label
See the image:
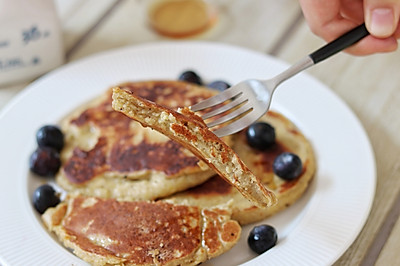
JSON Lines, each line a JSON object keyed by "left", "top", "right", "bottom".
{"left": 0, "top": 0, "right": 64, "bottom": 86}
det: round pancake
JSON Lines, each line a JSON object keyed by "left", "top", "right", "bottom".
{"left": 164, "top": 111, "right": 316, "bottom": 225}
{"left": 56, "top": 81, "right": 229, "bottom": 201}
{"left": 42, "top": 195, "right": 241, "bottom": 266}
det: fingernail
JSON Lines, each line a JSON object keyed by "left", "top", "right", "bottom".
{"left": 370, "top": 8, "right": 395, "bottom": 37}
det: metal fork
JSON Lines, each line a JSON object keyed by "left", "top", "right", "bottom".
{"left": 191, "top": 23, "right": 369, "bottom": 137}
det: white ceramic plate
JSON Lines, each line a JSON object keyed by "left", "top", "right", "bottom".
{"left": 0, "top": 42, "right": 375, "bottom": 266}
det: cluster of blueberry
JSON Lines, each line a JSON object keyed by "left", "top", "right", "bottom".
{"left": 246, "top": 122, "right": 303, "bottom": 181}
{"left": 29, "top": 125, "right": 64, "bottom": 214}
{"left": 179, "top": 70, "right": 303, "bottom": 181}
{"left": 178, "top": 70, "right": 231, "bottom": 91}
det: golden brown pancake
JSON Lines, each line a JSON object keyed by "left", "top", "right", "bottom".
{"left": 111, "top": 87, "right": 277, "bottom": 208}
{"left": 56, "top": 81, "right": 229, "bottom": 201}
{"left": 42, "top": 195, "right": 241, "bottom": 266}
{"left": 165, "top": 111, "right": 316, "bottom": 225}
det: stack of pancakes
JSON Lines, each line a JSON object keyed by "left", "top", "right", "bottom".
{"left": 42, "top": 80, "right": 316, "bottom": 265}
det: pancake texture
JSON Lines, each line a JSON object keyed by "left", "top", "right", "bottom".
{"left": 111, "top": 87, "right": 277, "bottom": 208}
{"left": 165, "top": 111, "right": 316, "bottom": 225}
{"left": 42, "top": 195, "right": 241, "bottom": 266}
{"left": 56, "top": 81, "right": 225, "bottom": 201}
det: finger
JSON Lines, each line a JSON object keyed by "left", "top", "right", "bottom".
{"left": 364, "top": 0, "right": 400, "bottom": 38}
{"left": 345, "top": 35, "right": 398, "bottom": 55}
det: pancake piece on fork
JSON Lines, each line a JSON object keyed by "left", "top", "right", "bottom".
{"left": 56, "top": 81, "right": 229, "bottom": 201}
{"left": 111, "top": 87, "right": 277, "bottom": 208}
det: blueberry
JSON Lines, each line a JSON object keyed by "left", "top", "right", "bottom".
{"left": 32, "top": 184, "right": 60, "bottom": 214}
{"left": 36, "top": 125, "right": 64, "bottom": 151}
{"left": 29, "top": 147, "right": 61, "bottom": 177}
{"left": 246, "top": 122, "right": 276, "bottom": 150}
{"left": 178, "top": 70, "right": 203, "bottom": 85}
{"left": 207, "top": 80, "right": 231, "bottom": 91}
{"left": 273, "top": 152, "right": 303, "bottom": 180}
{"left": 248, "top": 224, "right": 277, "bottom": 254}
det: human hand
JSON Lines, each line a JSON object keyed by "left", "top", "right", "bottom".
{"left": 298, "top": 0, "right": 400, "bottom": 55}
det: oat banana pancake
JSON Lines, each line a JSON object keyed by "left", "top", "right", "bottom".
{"left": 56, "top": 81, "right": 229, "bottom": 201}
{"left": 111, "top": 87, "right": 277, "bottom": 208}
{"left": 165, "top": 111, "right": 316, "bottom": 225}
{"left": 42, "top": 195, "right": 241, "bottom": 266}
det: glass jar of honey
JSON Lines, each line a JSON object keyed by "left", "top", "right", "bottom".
{"left": 148, "top": 0, "right": 218, "bottom": 38}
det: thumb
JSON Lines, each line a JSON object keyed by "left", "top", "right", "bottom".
{"left": 364, "top": 0, "right": 400, "bottom": 38}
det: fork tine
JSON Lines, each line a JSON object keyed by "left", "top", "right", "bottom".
{"left": 201, "top": 94, "right": 247, "bottom": 120}
{"left": 206, "top": 102, "right": 252, "bottom": 128}
{"left": 190, "top": 86, "right": 242, "bottom": 112}
{"left": 212, "top": 110, "right": 263, "bottom": 137}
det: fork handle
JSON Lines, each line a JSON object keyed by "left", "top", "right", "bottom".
{"left": 309, "top": 23, "right": 369, "bottom": 64}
